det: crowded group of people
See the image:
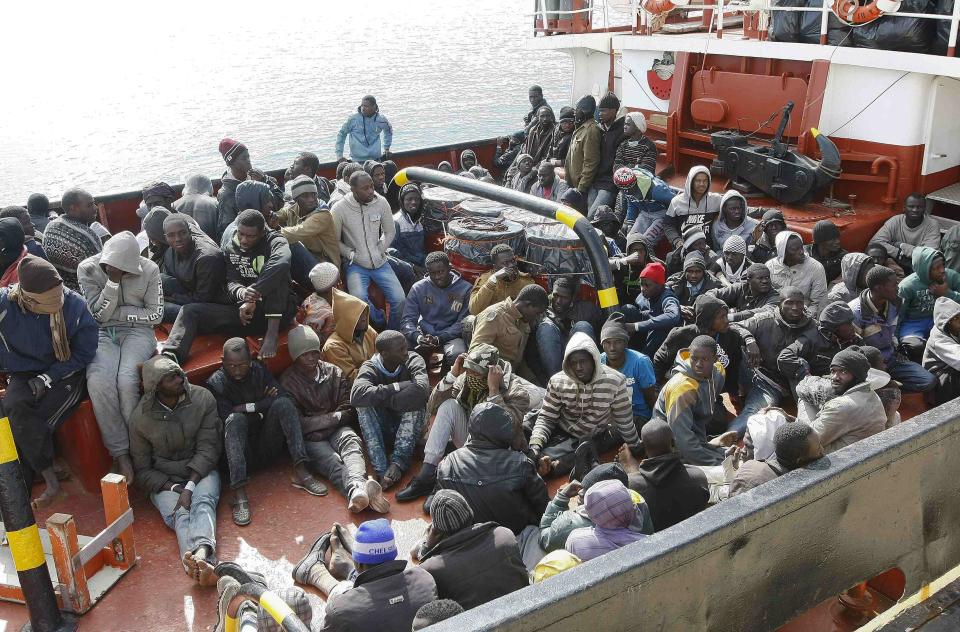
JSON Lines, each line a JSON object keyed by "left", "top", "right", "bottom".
{"left": 1, "top": 87, "right": 958, "bottom": 631}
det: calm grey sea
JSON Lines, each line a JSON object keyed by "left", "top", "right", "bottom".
{"left": 0, "top": 0, "right": 571, "bottom": 202}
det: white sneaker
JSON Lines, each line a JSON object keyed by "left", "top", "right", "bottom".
{"left": 365, "top": 477, "right": 390, "bottom": 514}
{"left": 348, "top": 484, "right": 369, "bottom": 513}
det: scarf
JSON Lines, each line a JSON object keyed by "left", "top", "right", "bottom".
{"left": 464, "top": 373, "right": 489, "bottom": 411}
{"left": 372, "top": 353, "right": 403, "bottom": 379}
{"left": 10, "top": 284, "right": 70, "bottom": 362}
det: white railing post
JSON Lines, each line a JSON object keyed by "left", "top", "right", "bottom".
{"left": 820, "top": 0, "right": 831, "bottom": 44}
{"left": 949, "top": 0, "right": 960, "bottom": 56}
{"left": 717, "top": 0, "right": 725, "bottom": 37}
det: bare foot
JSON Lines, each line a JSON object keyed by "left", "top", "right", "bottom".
{"left": 181, "top": 551, "right": 197, "bottom": 579}
{"left": 260, "top": 321, "right": 281, "bottom": 359}
{"left": 31, "top": 484, "right": 67, "bottom": 511}
{"left": 192, "top": 546, "right": 217, "bottom": 586}
{"left": 381, "top": 464, "right": 403, "bottom": 491}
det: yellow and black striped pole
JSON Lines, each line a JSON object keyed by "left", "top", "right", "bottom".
{"left": 389, "top": 167, "right": 621, "bottom": 313}
{"left": 0, "top": 414, "right": 69, "bottom": 631}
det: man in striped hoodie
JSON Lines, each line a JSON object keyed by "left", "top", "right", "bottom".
{"left": 528, "top": 332, "right": 641, "bottom": 477}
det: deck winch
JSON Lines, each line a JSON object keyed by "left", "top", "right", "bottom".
{"left": 710, "top": 101, "right": 842, "bottom": 204}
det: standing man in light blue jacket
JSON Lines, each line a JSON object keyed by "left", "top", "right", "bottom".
{"left": 336, "top": 95, "right": 393, "bottom": 163}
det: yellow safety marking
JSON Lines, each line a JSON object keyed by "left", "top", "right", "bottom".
{"left": 920, "top": 583, "right": 931, "bottom": 600}
{"left": 7, "top": 524, "right": 45, "bottom": 572}
{"left": 555, "top": 206, "right": 581, "bottom": 229}
{"left": 259, "top": 590, "right": 295, "bottom": 624}
{"left": 597, "top": 287, "right": 620, "bottom": 308}
{"left": 225, "top": 615, "right": 238, "bottom": 632}
{"left": 392, "top": 170, "right": 409, "bottom": 187}
{"left": 0, "top": 417, "right": 18, "bottom": 465}
{"left": 811, "top": 127, "right": 821, "bottom": 138}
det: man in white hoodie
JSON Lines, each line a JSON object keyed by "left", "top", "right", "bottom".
{"left": 78, "top": 231, "right": 163, "bottom": 483}
{"left": 332, "top": 171, "right": 405, "bottom": 331}
{"left": 766, "top": 231, "right": 828, "bottom": 317}
{"left": 664, "top": 166, "right": 722, "bottom": 250}
{"left": 922, "top": 296, "right": 960, "bottom": 404}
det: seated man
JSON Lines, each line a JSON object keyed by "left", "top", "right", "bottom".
{"left": 471, "top": 284, "right": 549, "bottom": 381}
{"left": 436, "top": 402, "right": 549, "bottom": 541}
{"left": 391, "top": 183, "right": 427, "bottom": 275}
{"left": 43, "top": 187, "right": 103, "bottom": 292}
{"left": 867, "top": 241, "right": 906, "bottom": 281}
{"left": 0, "top": 256, "right": 97, "bottom": 507}
{"left": 619, "top": 420, "right": 710, "bottom": 531}
{"left": 767, "top": 231, "right": 828, "bottom": 316}
{"left": 350, "top": 331, "right": 429, "bottom": 490}
{"left": 0, "top": 205, "right": 46, "bottom": 259}
{"left": 870, "top": 192, "right": 941, "bottom": 273}
{"left": 600, "top": 320, "right": 656, "bottom": 426}
{"left": 536, "top": 276, "right": 602, "bottom": 382}
{"left": 730, "top": 287, "right": 817, "bottom": 435}
{"left": 468, "top": 244, "right": 535, "bottom": 316}
{"left": 322, "top": 292, "right": 377, "bottom": 384}
{"left": 129, "top": 355, "right": 221, "bottom": 585}
{"left": 827, "top": 252, "right": 875, "bottom": 305}
{"left": 898, "top": 246, "right": 960, "bottom": 362}
{"left": 729, "top": 422, "right": 823, "bottom": 497}
{"left": 280, "top": 326, "right": 389, "bottom": 513}
{"left": 706, "top": 262, "right": 779, "bottom": 323}
{"left": 415, "top": 489, "right": 529, "bottom": 609}
{"left": 397, "top": 344, "right": 534, "bottom": 502}
{"left": 924, "top": 296, "right": 960, "bottom": 404}
{"left": 207, "top": 338, "right": 326, "bottom": 526}
{"left": 610, "top": 233, "right": 663, "bottom": 305}
{"left": 805, "top": 220, "right": 847, "bottom": 285}
{"left": 565, "top": 479, "right": 648, "bottom": 562}
{"left": 652, "top": 335, "right": 736, "bottom": 465}
{"left": 620, "top": 262, "right": 682, "bottom": 359}
{"left": 529, "top": 333, "right": 642, "bottom": 477}
{"left": 0, "top": 217, "right": 29, "bottom": 287}
{"left": 275, "top": 175, "right": 340, "bottom": 271}
{"left": 715, "top": 235, "right": 749, "bottom": 286}
{"left": 711, "top": 190, "right": 758, "bottom": 252}
{"left": 171, "top": 174, "right": 219, "bottom": 240}
{"left": 222, "top": 210, "right": 298, "bottom": 359}
{"left": 778, "top": 301, "right": 861, "bottom": 394}
{"left": 539, "top": 463, "right": 652, "bottom": 553}
{"left": 413, "top": 600, "right": 465, "bottom": 631}
{"left": 529, "top": 162, "right": 570, "bottom": 202}
{"left": 811, "top": 348, "right": 887, "bottom": 453}
{"left": 664, "top": 227, "right": 717, "bottom": 277}
{"left": 748, "top": 210, "right": 786, "bottom": 264}
{"left": 850, "top": 266, "right": 936, "bottom": 393}
{"left": 401, "top": 251, "right": 471, "bottom": 372}
{"left": 293, "top": 519, "right": 438, "bottom": 632}
{"left": 669, "top": 251, "right": 720, "bottom": 312}
{"left": 27, "top": 192, "right": 55, "bottom": 235}
{"left": 78, "top": 231, "right": 162, "bottom": 484}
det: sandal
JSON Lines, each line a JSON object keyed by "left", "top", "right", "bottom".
{"left": 292, "top": 474, "right": 328, "bottom": 497}
{"left": 232, "top": 500, "right": 251, "bottom": 526}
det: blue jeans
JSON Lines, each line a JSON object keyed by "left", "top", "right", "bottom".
{"left": 356, "top": 407, "right": 426, "bottom": 475}
{"left": 536, "top": 320, "right": 596, "bottom": 381}
{"left": 730, "top": 370, "right": 784, "bottom": 437}
{"left": 151, "top": 470, "right": 220, "bottom": 558}
{"left": 888, "top": 357, "right": 936, "bottom": 393}
{"left": 587, "top": 187, "right": 616, "bottom": 218}
{"left": 345, "top": 262, "right": 406, "bottom": 330}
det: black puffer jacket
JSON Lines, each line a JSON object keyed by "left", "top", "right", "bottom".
{"left": 436, "top": 402, "right": 549, "bottom": 535}
{"left": 652, "top": 294, "right": 745, "bottom": 385}
{"left": 419, "top": 522, "right": 529, "bottom": 609}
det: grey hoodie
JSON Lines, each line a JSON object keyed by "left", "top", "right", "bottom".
{"left": 331, "top": 191, "right": 395, "bottom": 269}
{"left": 826, "top": 252, "right": 873, "bottom": 306}
{"left": 77, "top": 231, "right": 163, "bottom": 329}
{"left": 923, "top": 296, "right": 960, "bottom": 376}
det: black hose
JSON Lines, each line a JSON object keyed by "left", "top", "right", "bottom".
{"left": 390, "top": 167, "right": 621, "bottom": 312}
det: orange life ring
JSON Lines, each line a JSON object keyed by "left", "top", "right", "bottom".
{"left": 831, "top": 0, "right": 900, "bottom": 25}
{"left": 642, "top": 0, "right": 689, "bottom": 15}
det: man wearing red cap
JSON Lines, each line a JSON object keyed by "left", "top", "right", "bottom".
{"left": 216, "top": 138, "right": 252, "bottom": 236}
{"left": 617, "top": 261, "right": 682, "bottom": 358}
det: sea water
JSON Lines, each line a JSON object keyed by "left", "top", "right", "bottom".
{"left": 0, "top": 0, "right": 572, "bottom": 202}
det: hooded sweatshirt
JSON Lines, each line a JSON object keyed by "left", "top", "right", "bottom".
{"left": 652, "top": 349, "right": 726, "bottom": 465}
{"left": 223, "top": 230, "right": 296, "bottom": 316}
{"left": 923, "top": 296, "right": 960, "bottom": 376}
{"left": 321, "top": 295, "right": 377, "bottom": 383}
{"left": 665, "top": 166, "right": 722, "bottom": 246}
{"left": 331, "top": 191, "right": 395, "bottom": 270}
{"left": 335, "top": 109, "right": 392, "bottom": 162}
{"left": 162, "top": 231, "right": 232, "bottom": 306}
{"left": 391, "top": 184, "right": 427, "bottom": 267}
{"left": 530, "top": 333, "right": 639, "bottom": 451}
{"left": 652, "top": 294, "right": 744, "bottom": 384}
{"left": 565, "top": 480, "right": 649, "bottom": 562}
{"left": 827, "top": 252, "right": 873, "bottom": 305}
{"left": 710, "top": 190, "right": 758, "bottom": 251}
{"left": 350, "top": 351, "right": 430, "bottom": 413}
{"left": 627, "top": 453, "right": 710, "bottom": 531}
{"left": 77, "top": 231, "right": 163, "bottom": 329}
{"left": 732, "top": 307, "right": 816, "bottom": 390}
{"left": 898, "top": 246, "right": 960, "bottom": 322}
{"left": 128, "top": 356, "right": 221, "bottom": 494}
{"left": 400, "top": 271, "right": 471, "bottom": 345}
{"left": 766, "top": 230, "right": 828, "bottom": 316}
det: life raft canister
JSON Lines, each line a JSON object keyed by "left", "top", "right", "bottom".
{"left": 831, "top": 0, "right": 901, "bottom": 25}
{"left": 641, "top": 0, "right": 690, "bottom": 15}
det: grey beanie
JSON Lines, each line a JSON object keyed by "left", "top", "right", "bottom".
{"left": 831, "top": 348, "right": 870, "bottom": 384}
{"left": 430, "top": 489, "right": 475, "bottom": 534}
{"left": 287, "top": 325, "right": 321, "bottom": 361}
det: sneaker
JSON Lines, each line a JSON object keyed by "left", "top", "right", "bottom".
{"left": 347, "top": 484, "right": 369, "bottom": 513}
{"left": 365, "top": 478, "right": 390, "bottom": 514}
{"left": 291, "top": 533, "right": 330, "bottom": 585}
{"left": 395, "top": 474, "right": 436, "bottom": 503}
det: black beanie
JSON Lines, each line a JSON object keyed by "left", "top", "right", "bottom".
{"left": 598, "top": 93, "right": 621, "bottom": 111}
{"left": 576, "top": 95, "right": 596, "bottom": 115}
{"left": 831, "top": 348, "right": 870, "bottom": 384}
{"left": 812, "top": 220, "right": 841, "bottom": 244}
{"left": 558, "top": 106, "right": 575, "bottom": 121}
{"left": 580, "top": 462, "right": 628, "bottom": 491}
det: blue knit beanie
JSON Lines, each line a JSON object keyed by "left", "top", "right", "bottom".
{"left": 353, "top": 519, "right": 397, "bottom": 565}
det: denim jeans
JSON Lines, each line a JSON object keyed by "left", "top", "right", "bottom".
{"left": 304, "top": 426, "right": 367, "bottom": 498}
{"left": 86, "top": 326, "right": 158, "bottom": 457}
{"left": 151, "top": 470, "right": 220, "bottom": 558}
{"left": 887, "top": 357, "right": 936, "bottom": 393}
{"left": 223, "top": 397, "right": 308, "bottom": 489}
{"left": 587, "top": 187, "right": 616, "bottom": 218}
{"left": 729, "top": 370, "right": 784, "bottom": 437}
{"left": 535, "top": 320, "right": 596, "bottom": 382}
{"left": 345, "top": 262, "right": 406, "bottom": 330}
{"left": 355, "top": 406, "right": 426, "bottom": 475}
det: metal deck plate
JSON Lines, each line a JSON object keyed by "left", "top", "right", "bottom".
{"left": 927, "top": 182, "right": 960, "bottom": 206}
